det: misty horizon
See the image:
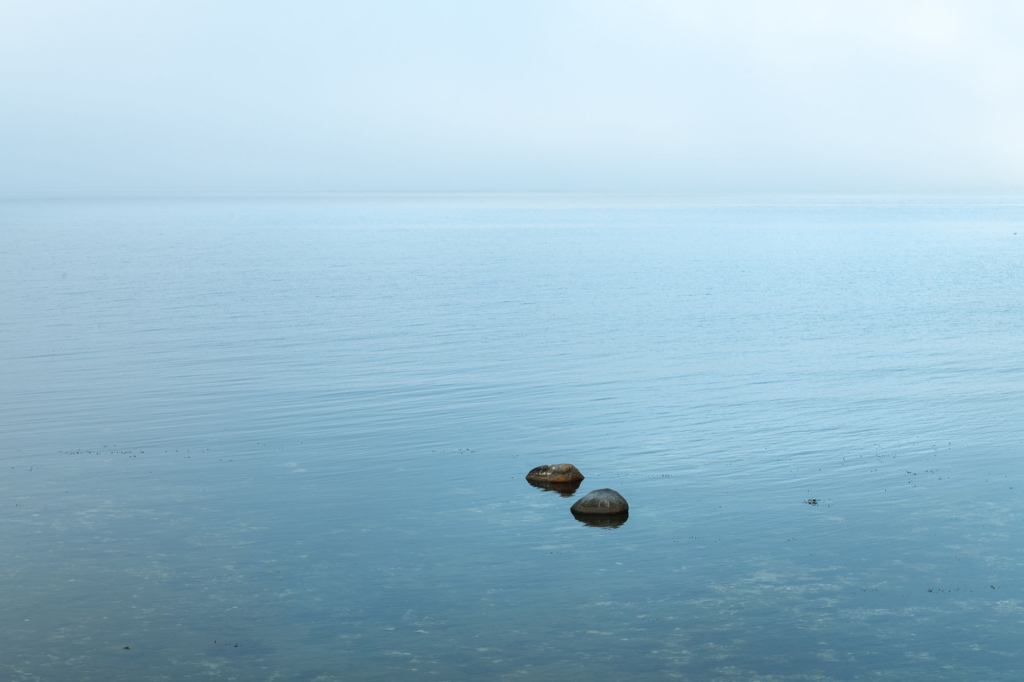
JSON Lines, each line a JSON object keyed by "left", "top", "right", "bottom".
{"left": 4, "top": 1, "right": 1024, "bottom": 195}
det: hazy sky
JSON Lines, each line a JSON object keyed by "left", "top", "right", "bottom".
{"left": 3, "top": 1, "right": 1024, "bottom": 194}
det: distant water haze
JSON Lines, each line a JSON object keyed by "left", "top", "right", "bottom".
{"left": 3, "top": 1, "right": 1024, "bottom": 194}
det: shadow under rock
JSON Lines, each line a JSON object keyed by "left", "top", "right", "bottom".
{"left": 527, "top": 479, "right": 582, "bottom": 497}
{"left": 571, "top": 511, "right": 629, "bottom": 528}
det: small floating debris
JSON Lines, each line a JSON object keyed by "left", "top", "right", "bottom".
{"left": 804, "top": 499, "right": 819, "bottom": 506}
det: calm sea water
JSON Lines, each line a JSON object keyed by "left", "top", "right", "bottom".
{"left": 2, "top": 195, "right": 1023, "bottom": 681}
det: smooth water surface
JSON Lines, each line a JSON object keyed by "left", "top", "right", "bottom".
{"left": 2, "top": 195, "right": 1023, "bottom": 681}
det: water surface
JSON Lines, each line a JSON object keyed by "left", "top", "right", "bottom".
{"left": 2, "top": 195, "right": 1023, "bottom": 680}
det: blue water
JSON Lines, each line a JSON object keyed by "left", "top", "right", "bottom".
{"left": 2, "top": 195, "right": 1023, "bottom": 681}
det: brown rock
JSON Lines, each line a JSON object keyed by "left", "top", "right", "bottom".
{"left": 525, "top": 463, "right": 585, "bottom": 484}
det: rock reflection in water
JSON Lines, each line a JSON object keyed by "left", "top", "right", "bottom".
{"left": 526, "top": 479, "right": 582, "bottom": 497}
{"left": 571, "top": 511, "right": 629, "bottom": 528}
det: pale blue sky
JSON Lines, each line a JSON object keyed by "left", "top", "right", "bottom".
{"left": 3, "top": 1, "right": 1024, "bottom": 194}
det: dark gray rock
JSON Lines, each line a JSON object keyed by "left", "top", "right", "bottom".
{"left": 525, "top": 463, "right": 585, "bottom": 484}
{"left": 570, "top": 488, "right": 628, "bottom": 515}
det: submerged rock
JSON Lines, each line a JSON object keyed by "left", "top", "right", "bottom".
{"left": 573, "top": 512, "right": 628, "bottom": 528}
{"left": 570, "top": 488, "right": 628, "bottom": 515}
{"left": 526, "top": 478, "right": 582, "bottom": 497}
{"left": 525, "top": 463, "right": 585, "bottom": 484}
